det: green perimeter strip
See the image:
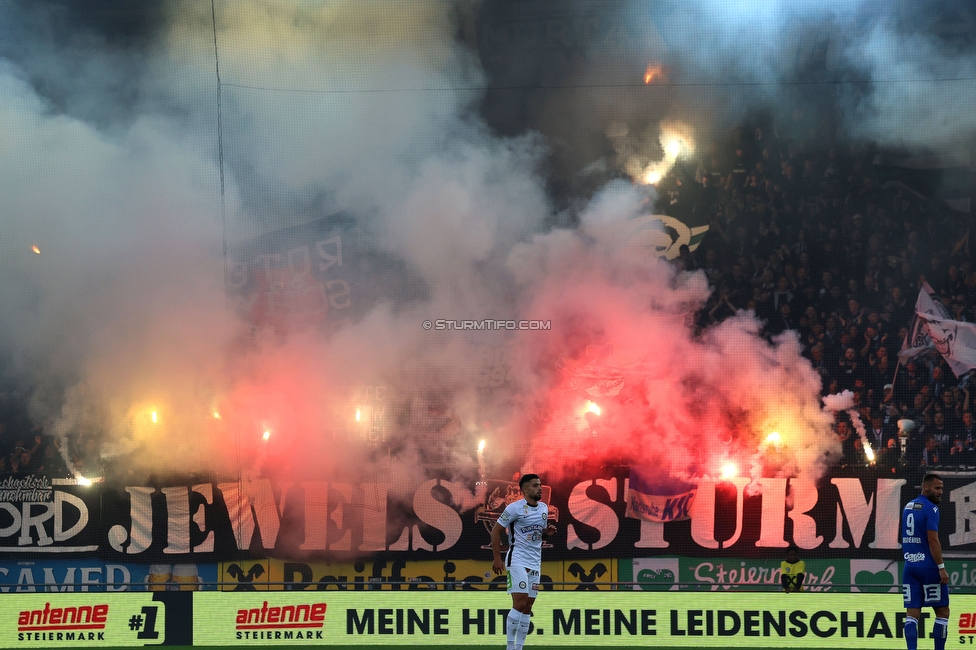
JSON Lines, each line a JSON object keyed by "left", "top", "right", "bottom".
{"left": 80, "top": 648, "right": 844, "bottom": 650}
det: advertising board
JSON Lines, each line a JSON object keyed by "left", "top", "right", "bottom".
{"left": 0, "top": 593, "right": 169, "bottom": 646}
{"left": 192, "top": 591, "right": 976, "bottom": 647}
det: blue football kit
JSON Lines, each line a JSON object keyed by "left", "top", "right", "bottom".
{"left": 901, "top": 495, "right": 948, "bottom": 609}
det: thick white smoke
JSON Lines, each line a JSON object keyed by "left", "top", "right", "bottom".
{"left": 471, "top": 0, "right": 975, "bottom": 192}
{"left": 619, "top": 0, "right": 976, "bottom": 149}
{"left": 0, "top": 0, "right": 850, "bottom": 502}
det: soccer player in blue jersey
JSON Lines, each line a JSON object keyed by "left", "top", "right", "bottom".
{"left": 491, "top": 474, "right": 557, "bottom": 650}
{"left": 902, "top": 474, "right": 949, "bottom": 650}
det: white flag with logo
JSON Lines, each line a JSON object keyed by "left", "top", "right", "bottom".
{"left": 918, "top": 314, "right": 976, "bottom": 377}
{"left": 898, "top": 282, "right": 951, "bottom": 364}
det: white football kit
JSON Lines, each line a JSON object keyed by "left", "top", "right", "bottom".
{"left": 497, "top": 498, "right": 549, "bottom": 595}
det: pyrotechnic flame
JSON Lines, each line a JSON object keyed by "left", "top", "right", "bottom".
{"left": 633, "top": 121, "right": 696, "bottom": 187}
{"left": 476, "top": 439, "right": 488, "bottom": 491}
{"left": 765, "top": 431, "right": 781, "bottom": 445}
{"left": 844, "top": 407, "right": 875, "bottom": 464}
{"left": 212, "top": 410, "right": 220, "bottom": 419}
{"left": 864, "top": 444, "right": 875, "bottom": 462}
{"left": 643, "top": 64, "right": 665, "bottom": 84}
{"left": 585, "top": 401, "right": 601, "bottom": 416}
{"left": 262, "top": 430, "right": 271, "bottom": 442}
{"left": 31, "top": 245, "right": 40, "bottom": 254}
{"left": 720, "top": 462, "right": 738, "bottom": 479}
{"left": 355, "top": 408, "right": 362, "bottom": 422}
{"left": 76, "top": 476, "right": 92, "bottom": 487}
{"left": 150, "top": 410, "right": 158, "bottom": 424}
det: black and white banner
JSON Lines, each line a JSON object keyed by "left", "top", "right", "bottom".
{"left": 2, "top": 470, "right": 976, "bottom": 563}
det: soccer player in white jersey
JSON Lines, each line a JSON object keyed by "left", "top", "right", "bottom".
{"left": 491, "top": 474, "right": 556, "bottom": 650}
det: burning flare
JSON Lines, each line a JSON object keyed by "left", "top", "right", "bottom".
{"left": 643, "top": 63, "right": 665, "bottom": 84}
{"left": 31, "top": 245, "right": 40, "bottom": 254}
{"left": 720, "top": 462, "right": 738, "bottom": 480}
{"left": 585, "top": 401, "right": 601, "bottom": 416}
{"left": 633, "top": 121, "right": 696, "bottom": 187}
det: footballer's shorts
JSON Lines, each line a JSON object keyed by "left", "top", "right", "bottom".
{"left": 507, "top": 566, "right": 541, "bottom": 598}
{"left": 903, "top": 565, "right": 949, "bottom": 608}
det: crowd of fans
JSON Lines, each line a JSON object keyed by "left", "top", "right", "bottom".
{"left": 663, "top": 119, "right": 975, "bottom": 477}
{"left": 1, "top": 117, "right": 973, "bottom": 481}
{"left": 0, "top": 395, "right": 76, "bottom": 481}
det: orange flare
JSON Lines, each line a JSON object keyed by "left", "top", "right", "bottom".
{"left": 644, "top": 64, "right": 665, "bottom": 84}
{"left": 31, "top": 245, "right": 40, "bottom": 254}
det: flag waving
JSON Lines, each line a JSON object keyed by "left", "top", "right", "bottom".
{"left": 899, "top": 282, "right": 976, "bottom": 377}
{"left": 899, "top": 282, "right": 951, "bottom": 362}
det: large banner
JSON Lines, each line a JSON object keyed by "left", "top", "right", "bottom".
{"left": 226, "top": 212, "right": 424, "bottom": 333}
{"left": 3, "top": 472, "right": 976, "bottom": 563}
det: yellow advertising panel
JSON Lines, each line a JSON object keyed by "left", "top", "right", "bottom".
{"left": 193, "top": 591, "right": 976, "bottom": 646}
{"left": 559, "top": 559, "right": 616, "bottom": 590}
{"left": 0, "top": 593, "right": 166, "bottom": 647}
{"left": 267, "top": 558, "right": 616, "bottom": 591}
{"left": 218, "top": 560, "right": 272, "bottom": 591}
{"left": 266, "top": 559, "right": 502, "bottom": 591}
